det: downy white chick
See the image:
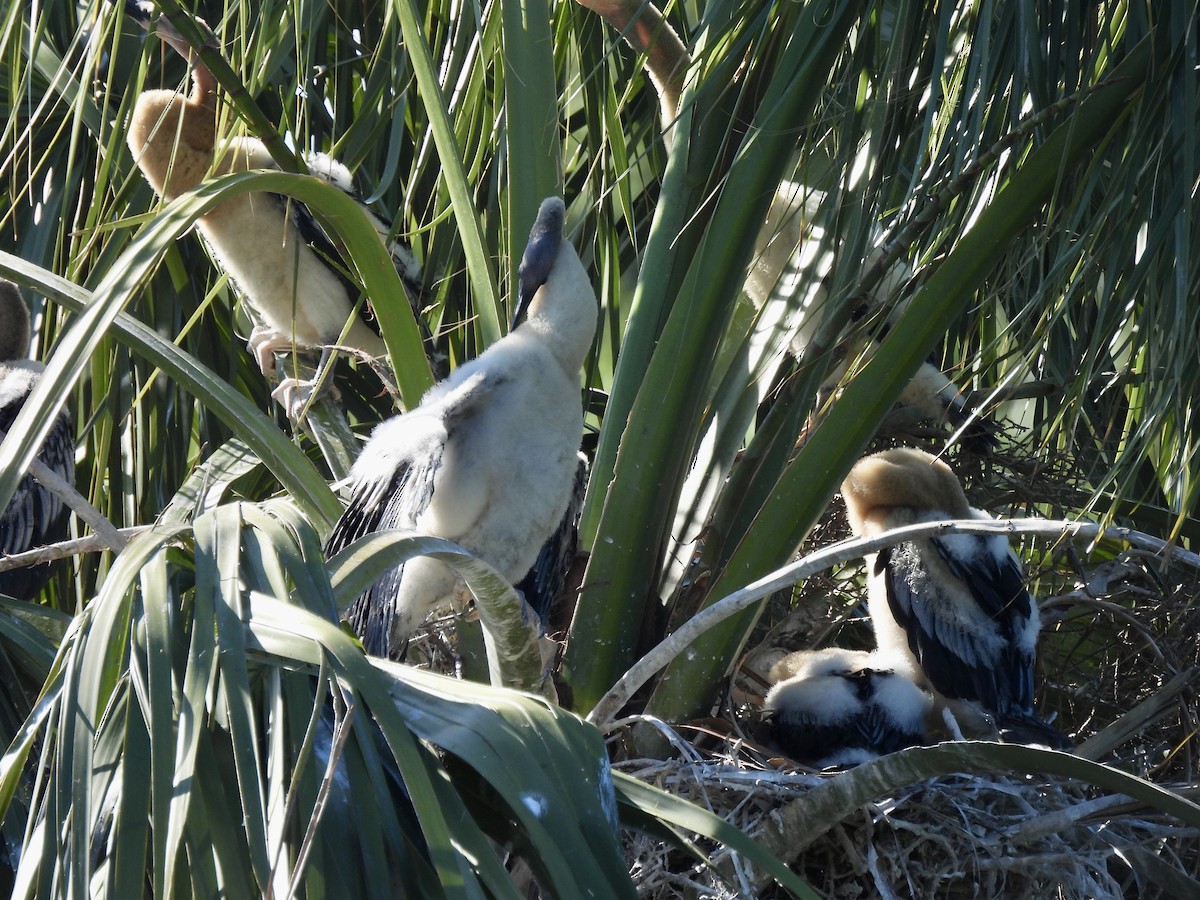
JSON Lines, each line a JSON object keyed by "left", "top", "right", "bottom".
{"left": 764, "top": 647, "right": 931, "bottom": 766}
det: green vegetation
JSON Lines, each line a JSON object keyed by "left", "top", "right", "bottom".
{"left": 1, "top": 0, "right": 1198, "bottom": 895}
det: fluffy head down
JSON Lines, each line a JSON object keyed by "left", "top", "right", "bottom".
{"left": 841, "top": 447, "right": 971, "bottom": 537}
{"left": 125, "top": 0, "right": 220, "bottom": 200}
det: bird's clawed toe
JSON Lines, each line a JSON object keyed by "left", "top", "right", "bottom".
{"left": 247, "top": 326, "right": 295, "bottom": 375}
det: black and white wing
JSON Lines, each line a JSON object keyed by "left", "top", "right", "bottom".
{"left": 325, "top": 421, "right": 444, "bottom": 658}
{"left": 0, "top": 370, "right": 74, "bottom": 600}
{"left": 326, "top": 371, "right": 502, "bottom": 657}
{"left": 930, "top": 532, "right": 1037, "bottom": 715}
{"left": 877, "top": 541, "right": 1016, "bottom": 713}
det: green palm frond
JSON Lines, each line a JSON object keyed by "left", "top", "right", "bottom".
{"left": 2, "top": 0, "right": 1199, "bottom": 893}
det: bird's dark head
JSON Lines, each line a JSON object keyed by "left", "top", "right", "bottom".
{"left": 0, "top": 280, "right": 31, "bottom": 364}
{"left": 512, "top": 197, "right": 567, "bottom": 330}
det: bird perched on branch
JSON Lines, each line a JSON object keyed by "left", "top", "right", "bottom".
{"left": 325, "top": 198, "right": 596, "bottom": 658}
{"left": 0, "top": 280, "right": 74, "bottom": 600}
{"left": 124, "top": 0, "right": 424, "bottom": 414}
{"left": 842, "top": 447, "right": 1070, "bottom": 747}
{"left": 763, "top": 647, "right": 931, "bottom": 766}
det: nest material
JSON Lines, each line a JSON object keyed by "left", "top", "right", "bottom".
{"left": 618, "top": 733, "right": 1200, "bottom": 899}
{"left": 627, "top": 435, "right": 1200, "bottom": 898}
{"left": 396, "top": 428, "right": 1200, "bottom": 898}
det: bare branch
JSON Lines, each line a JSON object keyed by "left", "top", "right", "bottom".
{"left": 0, "top": 425, "right": 127, "bottom": 553}
{"left": 0, "top": 527, "right": 149, "bottom": 573}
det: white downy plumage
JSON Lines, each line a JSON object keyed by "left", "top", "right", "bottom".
{"left": 764, "top": 647, "right": 931, "bottom": 767}
{"left": 842, "top": 447, "right": 1070, "bottom": 747}
{"left": 325, "top": 198, "right": 596, "bottom": 658}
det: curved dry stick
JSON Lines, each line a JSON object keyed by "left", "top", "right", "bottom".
{"left": 586, "top": 517, "right": 1197, "bottom": 725}
{"left": 0, "top": 426, "right": 128, "bottom": 554}
{"left": 0, "top": 528, "right": 150, "bottom": 573}
{"left": 575, "top": 0, "right": 691, "bottom": 138}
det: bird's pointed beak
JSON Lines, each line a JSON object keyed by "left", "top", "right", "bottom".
{"left": 511, "top": 289, "right": 532, "bottom": 332}
{"left": 127, "top": 0, "right": 219, "bottom": 61}
{"left": 125, "top": 0, "right": 154, "bottom": 31}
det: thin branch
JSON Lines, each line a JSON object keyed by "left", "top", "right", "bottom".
{"left": 0, "top": 527, "right": 148, "bottom": 573}
{"left": 280, "top": 684, "right": 355, "bottom": 900}
{"left": 0, "top": 425, "right": 127, "bottom": 553}
{"left": 587, "top": 517, "right": 1197, "bottom": 724}
{"left": 1075, "top": 667, "right": 1200, "bottom": 763}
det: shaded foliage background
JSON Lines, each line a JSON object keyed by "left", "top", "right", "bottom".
{"left": 0, "top": 0, "right": 1198, "bottom": 895}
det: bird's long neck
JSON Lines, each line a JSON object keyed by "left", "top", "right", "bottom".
{"left": 521, "top": 305, "right": 595, "bottom": 376}
{"left": 189, "top": 60, "right": 218, "bottom": 116}
{"left": 519, "top": 241, "right": 597, "bottom": 376}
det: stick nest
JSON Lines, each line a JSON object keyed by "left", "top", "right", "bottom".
{"left": 618, "top": 731, "right": 1200, "bottom": 899}
{"left": 620, "top": 435, "right": 1200, "bottom": 898}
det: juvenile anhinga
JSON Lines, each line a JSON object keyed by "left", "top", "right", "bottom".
{"left": 746, "top": 183, "right": 985, "bottom": 441}
{"left": 842, "top": 447, "right": 1070, "bottom": 747}
{"left": 0, "top": 280, "right": 75, "bottom": 599}
{"left": 764, "top": 647, "right": 931, "bottom": 767}
{"left": 124, "top": 1, "right": 423, "bottom": 413}
{"left": 325, "top": 198, "right": 596, "bottom": 658}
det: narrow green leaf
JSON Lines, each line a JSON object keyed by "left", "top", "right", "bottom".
{"left": 646, "top": 35, "right": 1156, "bottom": 725}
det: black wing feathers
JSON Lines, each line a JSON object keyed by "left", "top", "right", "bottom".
{"left": 931, "top": 534, "right": 1032, "bottom": 628}
{"left": 326, "top": 444, "right": 443, "bottom": 659}
{"left": 0, "top": 389, "right": 73, "bottom": 599}
{"left": 881, "top": 543, "right": 997, "bottom": 708}
{"left": 881, "top": 539, "right": 1035, "bottom": 717}
{"left": 515, "top": 454, "right": 587, "bottom": 630}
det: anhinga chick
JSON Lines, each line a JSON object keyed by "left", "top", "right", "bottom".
{"left": 0, "top": 281, "right": 75, "bottom": 599}
{"left": 325, "top": 198, "right": 596, "bottom": 659}
{"left": 764, "top": 647, "right": 931, "bottom": 767}
{"left": 842, "top": 447, "right": 1070, "bottom": 748}
{"left": 124, "top": 1, "right": 423, "bottom": 414}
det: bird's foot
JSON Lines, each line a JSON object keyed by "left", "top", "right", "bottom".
{"left": 271, "top": 376, "right": 330, "bottom": 420}
{"left": 267, "top": 345, "right": 339, "bottom": 420}
{"left": 940, "top": 706, "right": 967, "bottom": 742}
{"left": 247, "top": 325, "right": 296, "bottom": 375}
